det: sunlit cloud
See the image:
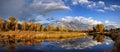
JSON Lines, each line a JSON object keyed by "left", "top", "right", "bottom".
{"left": 96, "top": 9, "right": 105, "bottom": 13}
{"left": 29, "top": 0, "right": 70, "bottom": 14}
{"left": 60, "top": 16, "right": 102, "bottom": 25}
{"left": 104, "top": 5, "right": 120, "bottom": 11}
{"left": 72, "top": 0, "right": 104, "bottom": 8}
{"left": 71, "top": 0, "right": 120, "bottom": 12}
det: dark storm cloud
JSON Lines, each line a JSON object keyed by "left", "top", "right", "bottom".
{"left": 0, "top": 0, "right": 26, "bottom": 19}
{"left": 0, "top": 0, "right": 70, "bottom": 21}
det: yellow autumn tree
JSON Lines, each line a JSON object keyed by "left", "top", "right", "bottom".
{"left": 15, "top": 23, "right": 19, "bottom": 31}
{"left": 40, "top": 25, "right": 44, "bottom": 31}
{"left": 7, "top": 16, "right": 18, "bottom": 30}
{"left": 27, "top": 22, "right": 33, "bottom": 31}
{"left": 99, "top": 24, "right": 104, "bottom": 32}
{"left": 0, "top": 18, "right": 3, "bottom": 31}
{"left": 62, "top": 28, "right": 68, "bottom": 32}
{"left": 33, "top": 23, "right": 37, "bottom": 31}
{"left": 4, "top": 21, "right": 10, "bottom": 31}
{"left": 55, "top": 27, "right": 63, "bottom": 31}
{"left": 22, "top": 21, "right": 27, "bottom": 31}
{"left": 59, "top": 28, "right": 64, "bottom": 32}
{"left": 36, "top": 23, "right": 41, "bottom": 31}
{"left": 56, "top": 27, "right": 60, "bottom": 31}
{"left": 95, "top": 24, "right": 104, "bottom": 32}
{"left": 46, "top": 25, "right": 56, "bottom": 31}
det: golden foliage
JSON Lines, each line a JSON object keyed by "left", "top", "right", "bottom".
{"left": 46, "top": 25, "right": 56, "bottom": 31}
{"left": 36, "top": 23, "right": 41, "bottom": 31}
{"left": 0, "top": 16, "right": 73, "bottom": 32}
{"left": 4, "top": 21, "right": 10, "bottom": 31}
{"left": 22, "top": 21, "right": 27, "bottom": 31}
{"left": 27, "top": 22, "right": 33, "bottom": 31}
{"left": 93, "top": 24, "right": 104, "bottom": 32}
{"left": 0, "top": 18, "right": 3, "bottom": 30}
{"left": 8, "top": 16, "right": 18, "bottom": 23}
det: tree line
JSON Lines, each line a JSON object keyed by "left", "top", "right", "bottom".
{"left": 93, "top": 24, "right": 104, "bottom": 32}
{"left": 0, "top": 16, "right": 72, "bottom": 32}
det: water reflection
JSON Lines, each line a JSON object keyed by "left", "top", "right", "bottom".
{"left": 0, "top": 36, "right": 114, "bottom": 52}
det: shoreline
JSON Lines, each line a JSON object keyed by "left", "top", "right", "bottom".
{"left": 0, "top": 31, "right": 87, "bottom": 44}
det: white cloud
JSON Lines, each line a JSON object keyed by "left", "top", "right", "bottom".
{"left": 104, "top": 5, "right": 120, "bottom": 11}
{"left": 72, "top": 0, "right": 78, "bottom": 5}
{"left": 72, "top": 1, "right": 78, "bottom": 5}
{"left": 72, "top": 0, "right": 89, "bottom": 5}
{"left": 78, "top": 0, "right": 89, "bottom": 4}
{"left": 29, "top": 0, "right": 70, "bottom": 14}
{"left": 61, "top": 16, "right": 102, "bottom": 25}
{"left": 87, "top": 2, "right": 96, "bottom": 8}
{"left": 98, "top": 1, "right": 105, "bottom": 6}
{"left": 72, "top": 0, "right": 105, "bottom": 8}
{"left": 97, "top": 9, "right": 105, "bottom": 13}
{"left": 72, "top": 0, "right": 120, "bottom": 12}
{"left": 105, "top": 20, "right": 110, "bottom": 24}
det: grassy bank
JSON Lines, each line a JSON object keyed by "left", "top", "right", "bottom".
{"left": 0, "top": 31, "right": 87, "bottom": 42}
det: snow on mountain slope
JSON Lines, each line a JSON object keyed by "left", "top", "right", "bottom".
{"left": 42, "top": 16, "right": 120, "bottom": 30}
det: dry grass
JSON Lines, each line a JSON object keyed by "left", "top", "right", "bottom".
{"left": 35, "top": 31, "right": 86, "bottom": 39}
{"left": 0, "top": 31, "right": 87, "bottom": 42}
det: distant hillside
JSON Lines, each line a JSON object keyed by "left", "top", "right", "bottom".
{"left": 105, "top": 25, "right": 118, "bottom": 30}
{"left": 42, "top": 16, "right": 119, "bottom": 31}
{"left": 49, "top": 21, "right": 92, "bottom": 31}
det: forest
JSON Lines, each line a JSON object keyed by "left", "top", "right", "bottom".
{"left": 0, "top": 16, "right": 72, "bottom": 32}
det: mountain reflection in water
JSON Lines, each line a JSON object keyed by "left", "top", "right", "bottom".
{"left": 0, "top": 36, "right": 114, "bottom": 52}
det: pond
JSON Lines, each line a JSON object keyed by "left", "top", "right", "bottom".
{"left": 0, "top": 36, "right": 114, "bottom": 52}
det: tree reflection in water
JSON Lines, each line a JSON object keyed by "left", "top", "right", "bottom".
{"left": 0, "top": 35, "right": 43, "bottom": 52}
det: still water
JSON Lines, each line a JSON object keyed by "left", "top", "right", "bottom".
{"left": 0, "top": 36, "right": 114, "bottom": 52}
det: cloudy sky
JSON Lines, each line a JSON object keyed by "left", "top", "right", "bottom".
{"left": 0, "top": 0, "right": 120, "bottom": 26}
